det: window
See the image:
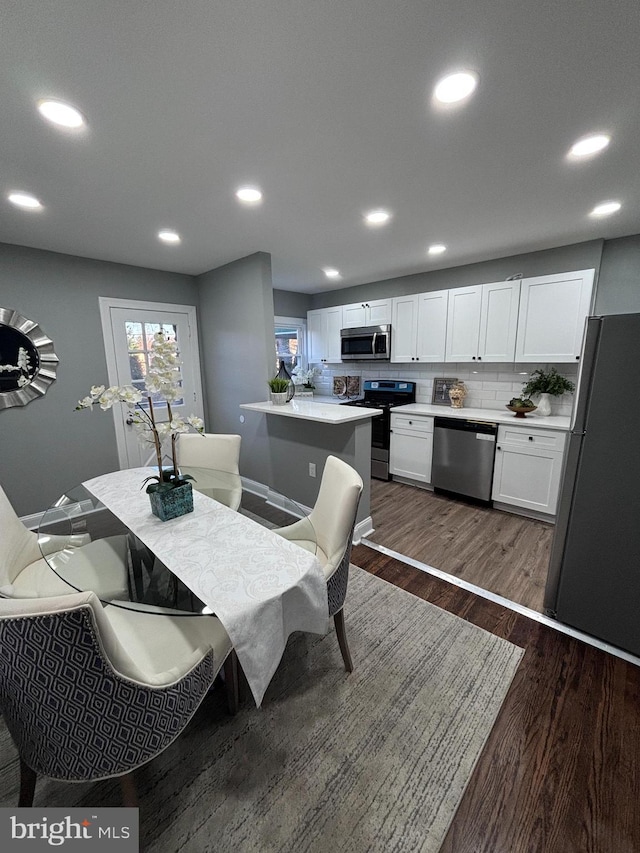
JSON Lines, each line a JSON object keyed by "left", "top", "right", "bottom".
{"left": 274, "top": 316, "right": 306, "bottom": 373}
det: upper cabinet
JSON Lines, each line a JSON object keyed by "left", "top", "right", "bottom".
{"left": 445, "top": 281, "right": 521, "bottom": 363}
{"left": 307, "top": 306, "right": 343, "bottom": 363}
{"left": 391, "top": 290, "right": 448, "bottom": 362}
{"left": 306, "top": 267, "right": 595, "bottom": 366}
{"left": 341, "top": 299, "right": 392, "bottom": 328}
{"left": 515, "top": 270, "right": 595, "bottom": 363}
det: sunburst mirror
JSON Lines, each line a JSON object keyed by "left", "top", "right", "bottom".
{"left": 0, "top": 307, "right": 59, "bottom": 410}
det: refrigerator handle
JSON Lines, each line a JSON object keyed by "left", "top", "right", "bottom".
{"left": 570, "top": 316, "right": 602, "bottom": 433}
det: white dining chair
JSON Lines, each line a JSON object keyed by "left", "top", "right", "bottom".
{"left": 0, "top": 591, "right": 236, "bottom": 807}
{"left": 0, "top": 484, "right": 130, "bottom": 601}
{"left": 178, "top": 433, "right": 242, "bottom": 510}
{"left": 273, "top": 455, "right": 363, "bottom": 671}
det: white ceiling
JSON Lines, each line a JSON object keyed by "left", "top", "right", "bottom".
{"left": 1, "top": 1, "right": 639, "bottom": 294}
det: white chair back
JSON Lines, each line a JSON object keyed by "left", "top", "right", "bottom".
{"left": 0, "top": 485, "right": 41, "bottom": 587}
{"left": 308, "top": 456, "right": 363, "bottom": 574}
{"left": 178, "top": 433, "right": 241, "bottom": 474}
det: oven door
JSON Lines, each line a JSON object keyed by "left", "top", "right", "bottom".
{"left": 371, "top": 409, "right": 391, "bottom": 480}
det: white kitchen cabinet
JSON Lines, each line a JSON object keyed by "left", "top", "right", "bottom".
{"left": 307, "top": 306, "right": 343, "bottom": 363}
{"left": 492, "top": 425, "right": 567, "bottom": 516}
{"left": 515, "top": 269, "right": 594, "bottom": 363}
{"left": 390, "top": 413, "right": 434, "bottom": 483}
{"left": 391, "top": 289, "right": 448, "bottom": 362}
{"left": 341, "top": 299, "right": 391, "bottom": 328}
{"left": 445, "top": 280, "right": 521, "bottom": 363}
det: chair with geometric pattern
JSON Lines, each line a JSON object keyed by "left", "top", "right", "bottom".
{"left": 0, "top": 591, "right": 236, "bottom": 806}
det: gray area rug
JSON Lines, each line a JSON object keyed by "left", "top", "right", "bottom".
{"left": 0, "top": 566, "right": 523, "bottom": 852}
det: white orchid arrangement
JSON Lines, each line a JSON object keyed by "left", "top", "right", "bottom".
{"left": 0, "top": 346, "right": 34, "bottom": 387}
{"left": 291, "top": 365, "right": 320, "bottom": 389}
{"left": 76, "top": 332, "right": 204, "bottom": 492}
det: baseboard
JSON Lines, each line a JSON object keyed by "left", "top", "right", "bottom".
{"left": 492, "top": 501, "right": 556, "bottom": 523}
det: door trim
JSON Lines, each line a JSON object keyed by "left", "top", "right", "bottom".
{"left": 98, "top": 297, "right": 203, "bottom": 470}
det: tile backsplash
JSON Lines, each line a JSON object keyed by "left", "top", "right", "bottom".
{"left": 313, "top": 362, "right": 578, "bottom": 417}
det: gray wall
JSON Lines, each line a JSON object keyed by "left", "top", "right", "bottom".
{"left": 196, "top": 253, "right": 276, "bottom": 488}
{"left": 273, "top": 288, "right": 312, "bottom": 318}
{"left": 595, "top": 235, "right": 640, "bottom": 315}
{"left": 309, "top": 240, "right": 605, "bottom": 309}
{"left": 0, "top": 242, "right": 198, "bottom": 516}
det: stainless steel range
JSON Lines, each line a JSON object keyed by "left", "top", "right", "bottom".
{"left": 341, "top": 380, "right": 416, "bottom": 480}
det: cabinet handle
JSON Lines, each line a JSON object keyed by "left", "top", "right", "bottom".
{"left": 409, "top": 420, "right": 412, "bottom": 425}
{"left": 576, "top": 356, "right": 580, "bottom": 360}
{"left": 528, "top": 436, "right": 533, "bottom": 441}
{"left": 497, "top": 446, "right": 501, "bottom": 450}
{"left": 478, "top": 356, "right": 482, "bottom": 360}
{"left": 472, "top": 356, "right": 476, "bottom": 360}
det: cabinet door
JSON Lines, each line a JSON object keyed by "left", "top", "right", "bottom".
{"left": 391, "top": 295, "right": 418, "bottom": 362}
{"left": 325, "top": 306, "right": 344, "bottom": 362}
{"left": 515, "top": 270, "right": 595, "bottom": 362}
{"left": 492, "top": 444, "right": 564, "bottom": 514}
{"left": 342, "top": 302, "right": 367, "bottom": 328}
{"left": 445, "top": 286, "right": 482, "bottom": 362}
{"left": 307, "top": 310, "right": 326, "bottom": 363}
{"left": 478, "top": 281, "right": 520, "bottom": 362}
{"left": 416, "top": 290, "right": 449, "bottom": 362}
{"left": 367, "top": 299, "right": 392, "bottom": 326}
{"left": 390, "top": 429, "right": 433, "bottom": 483}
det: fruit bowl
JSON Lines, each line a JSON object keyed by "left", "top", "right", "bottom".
{"left": 506, "top": 404, "right": 537, "bottom": 418}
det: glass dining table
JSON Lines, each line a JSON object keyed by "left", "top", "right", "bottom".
{"left": 37, "top": 467, "right": 317, "bottom": 616}
{"left": 37, "top": 466, "right": 328, "bottom": 706}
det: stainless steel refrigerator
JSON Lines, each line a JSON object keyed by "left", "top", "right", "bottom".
{"left": 544, "top": 313, "right": 640, "bottom": 655}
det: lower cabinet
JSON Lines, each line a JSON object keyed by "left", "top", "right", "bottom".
{"left": 390, "top": 414, "right": 434, "bottom": 484}
{"left": 492, "top": 425, "right": 566, "bottom": 516}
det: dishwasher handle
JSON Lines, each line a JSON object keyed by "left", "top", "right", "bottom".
{"left": 434, "top": 416, "right": 497, "bottom": 436}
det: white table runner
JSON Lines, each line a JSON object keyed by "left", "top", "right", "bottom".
{"left": 83, "top": 468, "right": 329, "bottom": 705}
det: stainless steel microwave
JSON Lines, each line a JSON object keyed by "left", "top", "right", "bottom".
{"left": 340, "top": 325, "right": 391, "bottom": 361}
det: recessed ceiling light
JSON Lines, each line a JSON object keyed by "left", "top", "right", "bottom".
{"left": 7, "top": 191, "right": 43, "bottom": 210}
{"left": 158, "top": 229, "right": 181, "bottom": 243}
{"left": 433, "top": 71, "right": 478, "bottom": 104}
{"left": 569, "top": 134, "right": 610, "bottom": 159}
{"left": 589, "top": 201, "right": 621, "bottom": 217}
{"left": 37, "top": 99, "right": 85, "bottom": 128}
{"left": 428, "top": 243, "right": 447, "bottom": 255}
{"left": 236, "top": 186, "right": 262, "bottom": 203}
{"left": 365, "top": 209, "right": 391, "bottom": 225}
{"left": 323, "top": 268, "right": 341, "bottom": 279}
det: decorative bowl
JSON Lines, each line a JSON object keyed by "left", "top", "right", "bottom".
{"left": 506, "top": 404, "right": 537, "bottom": 418}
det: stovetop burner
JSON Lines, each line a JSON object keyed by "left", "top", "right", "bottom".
{"left": 339, "top": 379, "right": 416, "bottom": 409}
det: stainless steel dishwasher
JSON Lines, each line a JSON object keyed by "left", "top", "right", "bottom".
{"left": 432, "top": 417, "right": 498, "bottom": 503}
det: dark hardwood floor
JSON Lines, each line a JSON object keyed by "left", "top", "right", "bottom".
{"left": 350, "top": 544, "right": 640, "bottom": 853}
{"left": 367, "top": 478, "right": 553, "bottom": 611}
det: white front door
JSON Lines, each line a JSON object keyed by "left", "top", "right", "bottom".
{"left": 99, "top": 298, "right": 204, "bottom": 469}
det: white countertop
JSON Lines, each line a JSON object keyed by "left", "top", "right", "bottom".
{"left": 392, "top": 403, "right": 571, "bottom": 430}
{"left": 240, "top": 398, "right": 381, "bottom": 424}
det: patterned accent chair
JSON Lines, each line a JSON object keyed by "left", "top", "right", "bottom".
{"left": 0, "top": 484, "right": 129, "bottom": 601}
{"left": 178, "top": 434, "right": 242, "bottom": 510}
{"left": 0, "top": 591, "right": 236, "bottom": 806}
{"left": 273, "top": 455, "right": 363, "bottom": 671}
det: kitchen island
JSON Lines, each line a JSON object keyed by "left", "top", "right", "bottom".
{"left": 239, "top": 397, "right": 381, "bottom": 538}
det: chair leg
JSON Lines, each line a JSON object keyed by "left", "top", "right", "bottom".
{"left": 119, "top": 772, "right": 138, "bottom": 808}
{"left": 18, "top": 759, "right": 37, "bottom": 807}
{"left": 334, "top": 609, "right": 353, "bottom": 673}
{"left": 223, "top": 650, "right": 239, "bottom": 715}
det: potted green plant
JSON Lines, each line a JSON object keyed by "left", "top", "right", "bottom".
{"left": 520, "top": 368, "right": 575, "bottom": 416}
{"left": 268, "top": 377, "right": 290, "bottom": 405}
